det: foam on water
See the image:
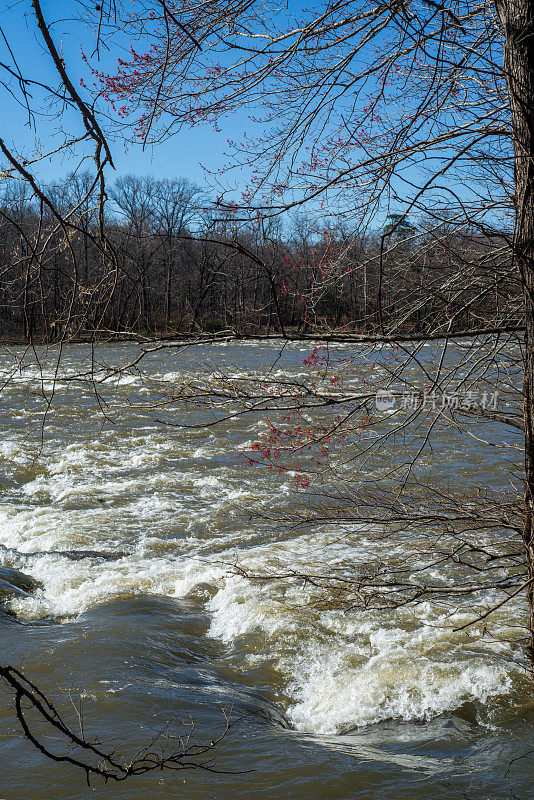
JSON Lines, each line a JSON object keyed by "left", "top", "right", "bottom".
{"left": 286, "top": 652, "right": 511, "bottom": 733}
{"left": 198, "top": 525, "right": 525, "bottom": 731}
{"left": 0, "top": 341, "right": 528, "bottom": 738}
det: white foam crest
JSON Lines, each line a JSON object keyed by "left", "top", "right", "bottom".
{"left": 108, "top": 374, "right": 142, "bottom": 386}
{"left": 286, "top": 650, "right": 511, "bottom": 733}
{"left": 207, "top": 575, "right": 292, "bottom": 642}
{"left": 0, "top": 506, "right": 67, "bottom": 551}
{"left": 6, "top": 551, "right": 225, "bottom": 621}
{"left": 160, "top": 371, "right": 183, "bottom": 382}
{"left": 199, "top": 526, "right": 524, "bottom": 732}
{"left": 191, "top": 447, "right": 212, "bottom": 458}
{"left": 0, "top": 440, "right": 32, "bottom": 465}
{"left": 22, "top": 473, "right": 142, "bottom": 504}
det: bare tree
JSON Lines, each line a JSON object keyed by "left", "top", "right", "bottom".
{"left": 0, "top": 0, "right": 236, "bottom": 778}
{"left": 1, "top": 0, "right": 534, "bottom": 781}
{"left": 88, "top": 0, "right": 534, "bottom": 660}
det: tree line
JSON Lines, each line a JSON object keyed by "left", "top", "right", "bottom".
{"left": 0, "top": 175, "right": 519, "bottom": 342}
{"left": 0, "top": 0, "right": 533, "bottom": 784}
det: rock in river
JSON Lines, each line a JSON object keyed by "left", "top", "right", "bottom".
{"left": 0, "top": 566, "right": 42, "bottom": 601}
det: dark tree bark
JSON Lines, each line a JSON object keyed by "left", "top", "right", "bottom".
{"left": 496, "top": 0, "right": 534, "bottom": 658}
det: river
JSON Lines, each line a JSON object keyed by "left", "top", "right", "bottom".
{"left": 0, "top": 340, "right": 532, "bottom": 799}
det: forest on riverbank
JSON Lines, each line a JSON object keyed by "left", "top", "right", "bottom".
{"left": 2, "top": 1, "right": 534, "bottom": 794}
{"left": 0, "top": 174, "right": 519, "bottom": 342}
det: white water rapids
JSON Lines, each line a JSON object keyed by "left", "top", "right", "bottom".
{"left": 0, "top": 340, "right": 528, "bottom": 747}
{"left": 0, "top": 343, "right": 530, "bottom": 798}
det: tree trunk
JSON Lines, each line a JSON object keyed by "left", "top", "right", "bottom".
{"left": 165, "top": 234, "right": 172, "bottom": 327}
{"left": 496, "top": 0, "right": 534, "bottom": 659}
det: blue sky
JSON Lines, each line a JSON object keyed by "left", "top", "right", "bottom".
{"left": 1, "top": 1, "right": 502, "bottom": 231}
{"left": 0, "top": 0, "right": 251, "bottom": 191}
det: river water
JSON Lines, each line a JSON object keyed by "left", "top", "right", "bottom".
{"left": 0, "top": 340, "right": 532, "bottom": 799}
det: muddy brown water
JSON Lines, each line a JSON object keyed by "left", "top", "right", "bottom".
{"left": 0, "top": 340, "right": 532, "bottom": 799}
